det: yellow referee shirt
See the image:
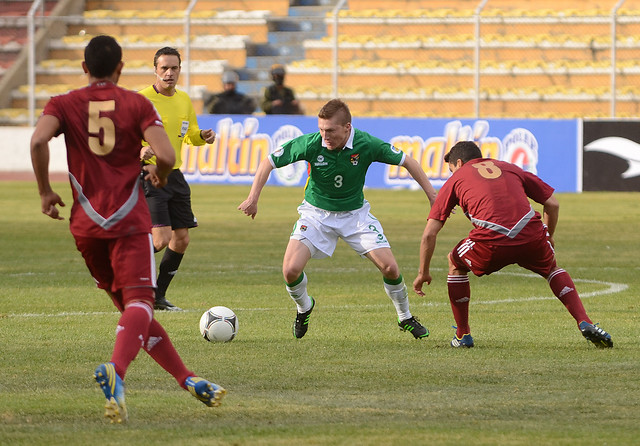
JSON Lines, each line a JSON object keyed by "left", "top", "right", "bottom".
{"left": 139, "top": 85, "right": 206, "bottom": 169}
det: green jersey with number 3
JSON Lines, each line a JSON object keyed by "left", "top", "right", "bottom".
{"left": 269, "top": 128, "right": 406, "bottom": 211}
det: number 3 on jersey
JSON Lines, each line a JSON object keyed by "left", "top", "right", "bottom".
{"left": 472, "top": 160, "right": 502, "bottom": 179}
{"left": 334, "top": 175, "right": 343, "bottom": 188}
{"left": 88, "top": 100, "right": 116, "bottom": 156}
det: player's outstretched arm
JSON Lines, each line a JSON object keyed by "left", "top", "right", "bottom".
{"left": 238, "top": 157, "right": 274, "bottom": 219}
{"left": 401, "top": 156, "right": 437, "bottom": 206}
{"left": 30, "top": 114, "right": 65, "bottom": 220}
{"left": 413, "top": 219, "right": 444, "bottom": 296}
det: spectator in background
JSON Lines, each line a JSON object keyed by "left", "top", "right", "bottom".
{"left": 261, "top": 64, "right": 302, "bottom": 115}
{"left": 205, "top": 70, "right": 256, "bottom": 115}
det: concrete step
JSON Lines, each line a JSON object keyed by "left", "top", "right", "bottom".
{"left": 268, "top": 18, "right": 327, "bottom": 33}
{"left": 235, "top": 80, "right": 271, "bottom": 97}
{"left": 268, "top": 31, "right": 326, "bottom": 45}
{"left": 291, "top": 0, "right": 338, "bottom": 5}
{"left": 245, "top": 55, "right": 301, "bottom": 70}
{"left": 288, "top": 5, "right": 336, "bottom": 17}
{"left": 246, "top": 42, "right": 306, "bottom": 59}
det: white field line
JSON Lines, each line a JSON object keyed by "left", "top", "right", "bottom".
{"left": 4, "top": 270, "right": 628, "bottom": 318}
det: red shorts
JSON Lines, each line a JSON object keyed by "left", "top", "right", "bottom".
{"left": 74, "top": 233, "right": 156, "bottom": 294}
{"left": 450, "top": 231, "right": 557, "bottom": 278}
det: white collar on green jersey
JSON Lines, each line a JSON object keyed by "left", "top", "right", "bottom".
{"left": 321, "top": 125, "right": 355, "bottom": 150}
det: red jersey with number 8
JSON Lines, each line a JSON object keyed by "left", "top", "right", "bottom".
{"left": 42, "top": 81, "right": 164, "bottom": 238}
{"left": 429, "top": 158, "right": 555, "bottom": 245}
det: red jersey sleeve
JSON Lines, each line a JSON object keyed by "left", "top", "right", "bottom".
{"left": 521, "top": 170, "right": 555, "bottom": 204}
{"left": 428, "top": 177, "right": 458, "bottom": 222}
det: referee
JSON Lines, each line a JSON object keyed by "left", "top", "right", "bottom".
{"left": 139, "top": 47, "right": 216, "bottom": 311}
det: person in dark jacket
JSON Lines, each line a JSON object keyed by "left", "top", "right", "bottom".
{"left": 206, "top": 70, "right": 256, "bottom": 115}
{"left": 261, "top": 64, "right": 302, "bottom": 114}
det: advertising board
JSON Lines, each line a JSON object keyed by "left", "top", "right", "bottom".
{"left": 184, "top": 115, "right": 580, "bottom": 192}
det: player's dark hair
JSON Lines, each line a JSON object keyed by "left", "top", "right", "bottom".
{"left": 84, "top": 35, "right": 122, "bottom": 78}
{"left": 154, "top": 47, "right": 181, "bottom": 67}
{"left": 318, "top": 99, "right": 351, "bottom": 124}
{"left": 444, "top": 141, "right": 483, "bottom": 165}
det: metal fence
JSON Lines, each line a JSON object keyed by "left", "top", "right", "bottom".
{"left": 4, "top": 0, "right": 640, "bottom": 125}
{"left": 288, "top": 0, "right": 638, "bottom": 119}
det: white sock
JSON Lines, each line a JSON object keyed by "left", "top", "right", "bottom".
{"left": 384, "top": 279, "right": 411, "bottom": 321}
{"left": 286, "top": 272, "right": 313, "bottom": 313}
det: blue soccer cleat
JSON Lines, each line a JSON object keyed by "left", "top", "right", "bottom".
{"left": 451, "top": 333, "right": 474, "bottom": 348}
{"left": 94, "top": 362, "right": 127, "bottom": 423}
{"left": 579, "top": 321, "right": 613, "bottom": 348}
{"left": 185, "top": 376, "right": 226, "bottom": 407}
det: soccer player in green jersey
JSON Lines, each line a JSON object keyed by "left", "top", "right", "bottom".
{"left": 238, "top": 99, "right": 437, "bottom": 339}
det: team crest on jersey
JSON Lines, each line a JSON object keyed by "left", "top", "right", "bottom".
{"left": 350, "top": 154, "right": 360, "bottom": 165}
{"left": 300, "top": 225, "right": 307, "bottom": 232}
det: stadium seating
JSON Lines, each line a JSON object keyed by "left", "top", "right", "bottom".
{"left": 292, "top": 1, "right": 640, "bottom": 118}
{"left": 4, "top": 0, "right": 640, "bottom": 123}
{"left": 0, "top": 1, "right": 277, "bottom": 123}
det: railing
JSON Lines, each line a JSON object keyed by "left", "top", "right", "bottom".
{"left": 27, "top": 0, "right": 45, "bottom": 127}
{"left": 313, "top": 0, "right": 638, "bottom": 119}
{"left": 7, "top": 0, "right": 640, "bottom": 125}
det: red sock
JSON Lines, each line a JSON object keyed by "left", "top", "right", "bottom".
{"left": 448, "top": 275, "right": 471, "bottom": 337}
{"left": 144, "top": 319, "right": 194, "bottom": 389}
{"left": 110, "top": 302, "right": 153, "bottom": 379}
{"left": 548, "top": 269, "right": 591, "bottom": 325}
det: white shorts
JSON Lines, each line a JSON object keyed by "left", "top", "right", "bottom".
{"left": 290, "top": 200, "right": 391, "bottom": 259}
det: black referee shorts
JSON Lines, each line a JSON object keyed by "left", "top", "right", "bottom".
{"left": 142, "top": 168, "right": 198, "bottom": 230}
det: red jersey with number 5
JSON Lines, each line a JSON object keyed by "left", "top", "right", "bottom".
{"left": 42, "top": 81, "right": 164, "bottom": 238}
{"left": 429, "top": 158, "right": 555, "bottom": 245}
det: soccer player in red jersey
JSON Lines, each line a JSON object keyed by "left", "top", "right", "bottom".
{"left": 412, "top": 140, "right": 613, "bottom": 349}
{"left": 30, "top": 35, "right": 225, "bottom": 423}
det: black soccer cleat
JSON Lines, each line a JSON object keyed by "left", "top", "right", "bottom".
{"left": 398, "top": 316, "right": 429, "bottom": 339}
{"left": 293, "top": 297, "right": 315, "bottom": 339}
{"left": 579, "top": 321, "right": 613, "bottom": 348}
{"left": 154, "top": 296, "right": 182, "bottom": 311}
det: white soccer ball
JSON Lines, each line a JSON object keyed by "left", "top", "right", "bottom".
{"left": 199, "top": 306, "right": 238, "bottom": 342}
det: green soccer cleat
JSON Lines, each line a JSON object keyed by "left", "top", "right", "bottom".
{"left": 94, "top": 362, "right": 127, "bottom": 423}
{"left": 185, "top": 376, "right": 226, "bottom": 407}
{"left": 398, "top": 316, "right": 429, "bottom": 339}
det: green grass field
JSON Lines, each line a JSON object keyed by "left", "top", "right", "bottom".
{"left": 1, "top": 182, "right": 638, "bottom": 445}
